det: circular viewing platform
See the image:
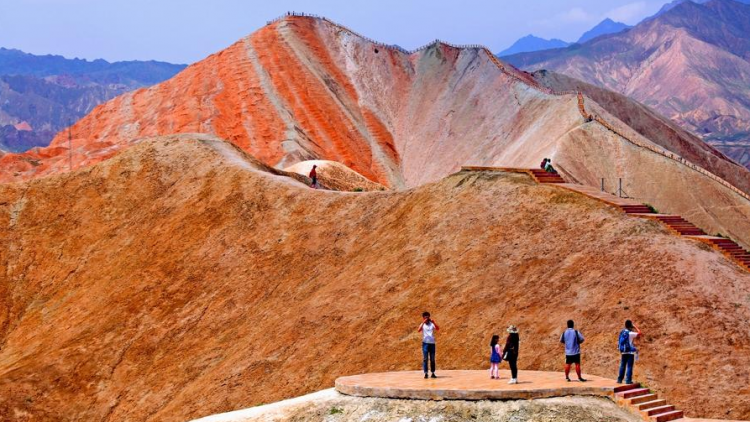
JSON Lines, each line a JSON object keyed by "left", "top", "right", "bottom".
{"left": 335, "top": 370, "right": 622, "bottom": 401}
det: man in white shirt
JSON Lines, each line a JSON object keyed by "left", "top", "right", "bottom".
{"left": 617, "top": 319, "right": 641, "bottom": 384}
{"left": 418, "top": 311, "right": 440, "bottom": 379}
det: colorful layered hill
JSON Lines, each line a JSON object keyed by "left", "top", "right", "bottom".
{"left": 1, "top": 14, "right": 750, "bottom": 249}
{"left": 505, "top": 0, "right": 750, "bottom": 169}
{"left": 2, "top": 135, "right": 750, "bottom": 421}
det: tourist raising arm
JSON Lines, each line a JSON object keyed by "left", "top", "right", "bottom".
{"left": 419, "top": 311, "right": 438, "bottom": 379}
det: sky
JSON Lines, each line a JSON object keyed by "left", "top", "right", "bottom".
{"left": 0, "top": 0, "right": 673, "bottom": 64}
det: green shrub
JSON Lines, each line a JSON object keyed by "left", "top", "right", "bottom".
{"left": 353, "top": 187, "right": 364, "bottom": 192}
{"left": 329, "top": 407, "right": 344, "bottom": 415}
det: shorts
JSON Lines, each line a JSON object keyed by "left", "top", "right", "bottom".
{"left": 565, "top": 354, "right": 581, "bottom": 364}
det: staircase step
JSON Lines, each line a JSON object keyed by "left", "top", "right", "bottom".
{"left": 613, "top": 383, "right": 641, "bottom": 393}
{"left": 637, "top": 399, "right": 668, "bottom": 410}
{"left": 644, "top": 405, "right": 675, "bottom": 416}
{"left": 630, "top": 393, "right": 659, "bottom": 405}
{"left": 618, "top": 387, "right": 650, "bottom": 398}
{"left": 651, "top": 410, "right": 684, "bottom": 422}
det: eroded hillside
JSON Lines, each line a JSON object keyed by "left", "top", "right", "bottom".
{"left": 2, "top": 16, "right": 750, "bottom": 252}
{"left": 1, "top": 135, "right": 749, "bottom": 421}
{"left": 506, "top": 0, "right": 750, "bottom": 169}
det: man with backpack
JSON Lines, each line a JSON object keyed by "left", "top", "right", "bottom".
{"left": 617, "top": 320, "right": 641, "bottom": 384}
{"left": 560, "top": 320, "right": 587, "bottom": 382}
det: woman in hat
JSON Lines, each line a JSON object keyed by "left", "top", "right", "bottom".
{"left": 503, "top": 325, "right": 520, "bottom": 384}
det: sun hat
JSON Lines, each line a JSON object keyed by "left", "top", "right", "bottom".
{"left": 507, "top": 325, "right": 519, "bottom": 334}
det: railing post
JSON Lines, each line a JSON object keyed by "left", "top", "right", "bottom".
{"left": 601, "top": 178, "right": 605, "bottom": 192}
{"left": 619, "top": 178, "right": 623, "bottom": 198}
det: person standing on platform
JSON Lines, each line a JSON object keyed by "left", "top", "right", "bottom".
{"left": 418, "top": 311, "right": 439, "bottom": 379}
{"left": 560, "top": 320, "right": 587, "bottom": 382}
{"left": 617, "top": 319, "right": 641, "bottom": 384}
{"left": 503, "top": 325, "right": 520, "bottom": 384}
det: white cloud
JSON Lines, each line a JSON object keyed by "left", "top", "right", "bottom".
{"left": 559, "top": 7, "right": 596, "bottom": 23}
{"left": 605, "top": 1, "right": 648, "bottom": 24}
{"left": 533, "top": 6, "right": 597, "bottom": 28}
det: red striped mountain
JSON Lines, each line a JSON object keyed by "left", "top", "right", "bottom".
{"left": 2, "top": 15, "right": 750, "bottom": 248}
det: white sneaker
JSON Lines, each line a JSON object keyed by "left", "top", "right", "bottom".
{"left": 508, "top": 378, "right": 517, "bottom": 384}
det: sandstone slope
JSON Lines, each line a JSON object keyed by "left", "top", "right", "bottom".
{"left": 2, "top": 135, "right": 750, "bottom": 421}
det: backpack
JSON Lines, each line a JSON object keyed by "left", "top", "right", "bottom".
{"left": 618, "top": 329, "right": 635, "bottom": 353}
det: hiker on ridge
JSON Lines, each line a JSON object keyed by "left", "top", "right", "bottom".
{"left": 503, "top": 325, "right": 520, "bottom": 384}
{"left": 309, "top": 164, "right": 318, "bottom": 189}
{"left": 418, "top": 311, "right": 439, "bottom": 379}
{"left": 544, "top": 158, "right": 558, "bottom": 174}
{"left": 617, "top": 319, "right": 641, "bottom": 384}
{"left": 560, "top": 320, "right": 587, "bottom": 382}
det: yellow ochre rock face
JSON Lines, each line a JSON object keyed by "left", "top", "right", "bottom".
{"left": 1, "top": 134, "right": 750, "bottom": 421}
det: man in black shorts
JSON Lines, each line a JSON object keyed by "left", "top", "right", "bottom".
{"left": 560, "top": 320, "right": 587, "bottom": 382}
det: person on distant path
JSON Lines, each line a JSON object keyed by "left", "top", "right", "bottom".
{"left": 309, "top": 165, "right": 318, "bottom": 189}
{"left": 503, "top": 325, "right": 520, "bottom": 384}
{"left": 489, "top": 334, "right": 502, "bottom": 379}
{"left": 540, "top": 158, "right": 549, "bottom": 170}
{"left": 418, "top": 311, "right": 439, "bottom": 379}
{"left": 617, "top": 319, "right": 641, "bottom": 384}
{"left": 560, "top": 320, "right": 587, "bottom": 382}
{"left": 544, "top": 158, "right": 558, "bottom": 174}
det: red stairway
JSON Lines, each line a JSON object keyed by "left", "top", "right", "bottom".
{"left": 689, "top": 236, "right": 750, "bottom": 271}
{"left": 615, "top": 384, "right": 684, "bottom": 421}
{"left": 631, "top": 214, "right": 707, "bottom": 236}
{"left": 461, "top": 166, "right": 749, "bottom": 273}
{"left": 528, "top": 169, "right": 565, "bottom": 184}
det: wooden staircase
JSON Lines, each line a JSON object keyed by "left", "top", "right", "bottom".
{"left": 630, "top": 214, "right": 706, "bottom": 236}
{"left": 615, "top": 384, "right": 684, "bottom": 421}
{"left": 528, "top": 168, "right": 566, "bottom": 184}
{"left": 686, "top": 236, "right": 750, "bottom": 271}
{"left": 460, "top": 166, "right": 750, "bottom": 273}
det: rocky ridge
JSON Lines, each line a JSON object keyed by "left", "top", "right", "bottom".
{"left": 505, "top": 0, "right": 750, "bottom": 169}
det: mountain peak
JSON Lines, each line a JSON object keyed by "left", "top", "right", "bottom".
{"left": 498, "top": 34, "right": 570, "bottom": 57}
{"left": 577, "top": 18, "right": 631, "bottom": 43}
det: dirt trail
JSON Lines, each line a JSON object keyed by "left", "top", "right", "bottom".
{"left": 1, "top": 135, "right": 749, "bottom": 421}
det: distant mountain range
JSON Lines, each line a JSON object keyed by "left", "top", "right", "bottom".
{"left": 655, "top": 0, "right": 750, "bottom": 15}
{"left": 504, "top": 0, "right": 750, "bottom": 169}
{"left": 498, "top": 18, "right": 631, "bottom": 57}
{"left": 0, "top": 48, "right": 185, "bottom": 152}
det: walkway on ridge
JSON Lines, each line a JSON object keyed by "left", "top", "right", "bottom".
{"left": 462, "top": 167, "right": 750, "bottom": 273}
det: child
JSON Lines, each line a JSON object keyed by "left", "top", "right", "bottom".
{"left": 489, "top": 334, "right": 502, "bottom": 379}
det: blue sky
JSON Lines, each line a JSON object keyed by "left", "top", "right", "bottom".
{"left": 0, "top": 0, "right": 672, "bottom": 64}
